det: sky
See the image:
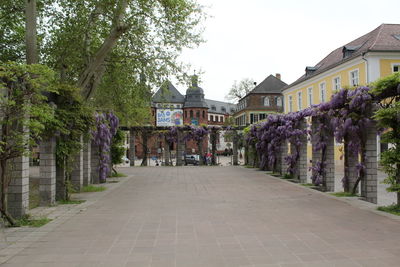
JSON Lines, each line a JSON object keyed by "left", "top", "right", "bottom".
{"left": 175, "top": 0, "right": 400, "bottom": 102}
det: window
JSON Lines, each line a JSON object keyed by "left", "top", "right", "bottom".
{"left": 263, "top": 97, "right": 270, "bottom": 106}
{"left": 259, "top": 113, "right": 266, "bottom": 120}
{"left": 210, "top": 115, "right": 214, "bottom": 122}
{"left": 190, "top": 110, "right": 193, "bottom": 118}
{"left": 393, "top": 64, "right": 399, "bottom": 73}
{"left": 221, "top": 107, "right": 226, "bottom": 113}
{"left": 350, "top": 70, "right": 359, "bottom": 86}
{"left": 307, "top": 87, "right": 313, "bottom": 107}
{"left": 333, "top": 77, "right": 341, "bottom": 91}
{"left": 276, "top": 96, "right": 282, "bottom": 107}
{"left": 220, "top": 116, "right": 224, "bottom": 122}
{"left": 202, "top": 110, "right": 205, "bottom": 118}
{"left": 319, "top": 82, "right": 326, "bottom": 103}
{"left": 211, "top": 105, "right": 216, "bottom": 111}
{"left": 288, "top": 95, "right": 293, "bottom": 112}
{"left": 297, "top": 91, "right": 302, "bottom": 111}
{"left": 185, "top": 110, "right": 187, "bottom": 118}
{"left": 254, "top": 114, "right": 259, "bottom": 123}
{"left": 196, "top": 111, "right": 200, "bottom": 118}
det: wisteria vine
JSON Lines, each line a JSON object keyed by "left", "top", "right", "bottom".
{"left": 92, "top": 112, "right": 119, "bottom": 183}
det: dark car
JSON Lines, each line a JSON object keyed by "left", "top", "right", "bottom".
{"left": 184, "top": 154, "right": 199, "bottom": 165}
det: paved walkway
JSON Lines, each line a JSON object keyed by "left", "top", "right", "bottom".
{"left": 2, "top": 166, "right": 400, "bottom": 267}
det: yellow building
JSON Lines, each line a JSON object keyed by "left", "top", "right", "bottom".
{"left": 282, "top": 24, "right": 400, "bottom": 163}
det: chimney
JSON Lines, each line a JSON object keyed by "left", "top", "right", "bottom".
{"left": 275, "top": 73, "right": 281, "bottom": 80}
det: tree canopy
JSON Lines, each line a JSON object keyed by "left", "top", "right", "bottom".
{"left": 0, "top": 0, "right": 207, "bottom": 126}
{"left": 225, "top": 78, "right": 255, "bottom": 102}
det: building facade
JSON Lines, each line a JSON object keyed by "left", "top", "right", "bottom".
{"left": 233, "top": 74, "right": 286, "bottom": 126}
{"left": 134, "top": 77, "right": 237, "bottom": 159}
{"left": 281, "top": 23, "right": 400, "bottom": 162}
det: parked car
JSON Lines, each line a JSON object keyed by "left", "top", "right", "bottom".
{"left": 121, "top": 156, "right": 130, "bottom": 165}
{"left": 184, "top": 154, "right": 199, "bottom": 165}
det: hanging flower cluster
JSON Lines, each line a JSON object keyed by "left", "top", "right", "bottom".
{"left": 247, "top": 86, "right": 374, "bottom": 188}
{"left": 184, "top": 125, "right": 209, "bottom": 142}
{"left": 92, "top": 112, "right": 119, "bottom": 183}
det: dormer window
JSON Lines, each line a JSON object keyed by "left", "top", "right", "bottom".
{"left": 342, "top": 45, "right": 360, "bottom": 59}
{"left": 305, "top": 66, "right": 317, "bottom": 76}
{"left": 221, "top": 107, "right": 226, "bottom": 113}
{"left": 211, "top": 105, "right": 216, "bottom": 111}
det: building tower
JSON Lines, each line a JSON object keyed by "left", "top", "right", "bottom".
{"left": 183, "top": 75, "right": 209, "bottom": 125}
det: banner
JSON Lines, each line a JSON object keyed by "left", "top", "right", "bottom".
{"left": 156, "top": 109, "right": 183, "bottom": 126}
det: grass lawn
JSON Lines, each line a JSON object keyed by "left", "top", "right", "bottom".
{"left": 330, "top": 192, "right": 358, "bottom": 197}
{"left": 110, "top": 172, "right": 127, "bottom": 177}
{"left": 82, "top": 185, "right": 106, "bottom": 192}
{"left": 377, "top": 205, "right": 400, "bottom": 216}
{"left": 58, "top": 199, "right": 86, "bottom": 205}
{"left": 16, "top": 215, "right": 51, "bottom": 227}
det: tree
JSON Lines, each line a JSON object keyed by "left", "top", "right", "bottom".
{"left": 111, "top": 129, "right": 125, "bottom": 174}
{"left": 225, "top": 78, "right": 255, "bottom": 102}
{"left": 1, "top": 0, "right": 207, "bottom": 126}
{"left": 372, "top": 72, "right": 400, "bottom": 205}
{"left": 0, "top": 62, "right": 55, "bottom": 225}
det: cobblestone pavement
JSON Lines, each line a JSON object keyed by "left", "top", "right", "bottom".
{"left": 2, "top": 166, "right": 400, "bottom": 267}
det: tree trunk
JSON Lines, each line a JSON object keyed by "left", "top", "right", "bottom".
{"left": 198, "top": 140, "right": 204, "bottom": 166}
{"left": 141, "top": 131, "right": 148, "bottom": 166}
{"left": 25, "top": 0, "right": 38, "bottom": 64}
{"left": 211, "top": 131, "right": 217, "bottom": 165}
{"left": 164, "top": 137, "right": 170, "bottom": 166}
{"left": 78, "top": 0, "right": 128, "bottom": 100}
{"left": 0, "top": 160, "right": 16, "bottom": 226}
{"left": 396, "top": 163, "right": 400, "bottom": 206}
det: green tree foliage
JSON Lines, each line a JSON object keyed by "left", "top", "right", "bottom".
{"left": 372, "top": 73, "right": 400, "bottom": 205}
{"left": 111, "top": 129, "right": 125, "bottom": 173}
{"left": 1, "top": 0, "right": 207, "bottom": 126}
{"left": 0, "top": 62, "right": 55, "bottom": 224}
{"left": 226, "top": 78, "right": 255, "bottom": 102}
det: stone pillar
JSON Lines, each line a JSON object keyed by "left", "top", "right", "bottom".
{"left": 82, "top": 141, "right": 91, "bottom": 186}
{"left": 90, "top": 142, "right": 100, "bottom": 184}
{"left": 294, "top": 120, "right": 307, "bottom": 183}
{"left": 39, "top": 137, "right": 56, "bottom": 206}
{"left": 325, "top": 135, "right": 335, "bottom": 192}
{"left": 280, "top": 141, "right": 288, "bottom": 175}
{"left": 311, "top": 117, "right": 335, "bottom": 191}
{"left": 311, "top": 118, "right": 322, "bottom": 181}
{"left": 344, "top": 139, "right": 359, "bottom": 193}
{"left": 362, "top": 122, "right": 378, "bottom": 204}
{"left": 129, "top": 129, "right": 135, "bottom": 166}
{"left": 176, "top": 129, "right": 183, "bottom": 166}
{"left": 71, "top": 138, "right": 83, "bottom": 191}
{"left": 232, "top": 131, "right": 239, "bottom": 166}
{"left": 163, "top": 137, "right": 170, "bottom": 166}
{"left": 8, "top": 156, "right": 29, "bottom": 218}
{"left": 56, "top": 164, "right": 66, "bottom": 201}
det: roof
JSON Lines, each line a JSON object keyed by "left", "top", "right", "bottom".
{"left": 152, "top": 81, "right": 185, "bottom": 103}
{"left": 205, "top": 99, "right": 237, "bottom": 114}
{"left": 285, "top": 24, "right": 400, "bottom": 89}
{"left": 183, "top": 75, "right": 208, "bottom": 108}
{"left": 249, "top": 75, "right": 287, "bottom": 95}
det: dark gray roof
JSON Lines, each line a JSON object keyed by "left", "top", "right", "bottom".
{"left": 285, "top": 24, "right": 400, "bottom": 89}
{"left": 251, "top": 75, "right": 287, "bottom": 94}
{"left": 205, "top": 99, "right": 237, "bottom": 114}
{"left": 183, "top": 75, "right": 208, "bottom": 108}
{"left": 152, "top": 81, "right": 185, "bottom": 103}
